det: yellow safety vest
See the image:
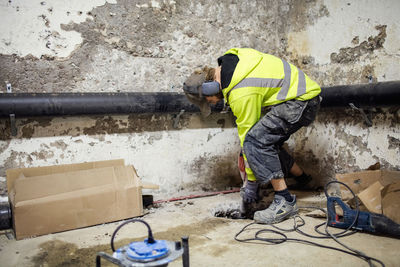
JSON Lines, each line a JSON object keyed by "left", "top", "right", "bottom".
{"left": 222, "top": 48, "right": 321, "bottom": 181}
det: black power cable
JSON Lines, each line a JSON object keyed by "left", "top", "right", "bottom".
{"left": 110, "top": 218, "right": 155, "bottom": 252}
{"left": 234, "top": 181, "right": 385, "bottom": 267}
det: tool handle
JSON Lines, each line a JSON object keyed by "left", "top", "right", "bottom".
{"left": 327, "top": 197, "right": 352, "bottom": 229}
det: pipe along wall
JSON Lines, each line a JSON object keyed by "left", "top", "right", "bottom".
{"left": 0, "top": 81, "right": 399, "bottom": 117}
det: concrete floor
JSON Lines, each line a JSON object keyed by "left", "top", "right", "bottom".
{"left": 0, "top": 191, "right": 399, "bottom": 267}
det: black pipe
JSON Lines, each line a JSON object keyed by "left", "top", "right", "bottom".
{"left": 0, "top": 92, "right": 202, "bottom": 117}
{"left": 0, "top": 81, "right": 399, "bottom": 117}
{"left": 320, "top": 81, "right": 400, "bottom": 108}
{"left": 0, "top": 202, "right": 11, "bottom": 230}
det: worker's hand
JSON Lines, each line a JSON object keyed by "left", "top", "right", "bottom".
{"left": 241, "top": 180, "right": 259, "bottom": 203}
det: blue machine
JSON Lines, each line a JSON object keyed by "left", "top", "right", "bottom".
{"left": 96, "top": 219, "right": 189, "bottom": 267}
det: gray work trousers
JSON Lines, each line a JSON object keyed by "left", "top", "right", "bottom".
{"left": 243, "top": 96, "right": 321, "bottom": 183}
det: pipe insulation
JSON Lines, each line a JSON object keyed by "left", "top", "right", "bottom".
{"left": 0, "top": 81, "right": 399, "bottom": 117}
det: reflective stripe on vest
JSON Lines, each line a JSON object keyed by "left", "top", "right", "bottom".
{"left": 227, "top": 59, "right": 307, "bottom": 102}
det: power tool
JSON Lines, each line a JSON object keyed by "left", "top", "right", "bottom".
{"left": 325, "top": 181, "right": 400, "bottom": 238}
{"left": 96, "top": 219, "right": 189, "bottom": 267}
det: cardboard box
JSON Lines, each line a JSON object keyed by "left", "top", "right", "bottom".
{"left": 357, "top": 181, "right": 384, "bottom": 214}
{"left": 381, "top": 181, "right": 400, "bottom": 224}
{"left": 6, "top": 160, "right": 143, "bottom": 240}
{"left": 336, "top": 170, "right": 400, "bottom": 200}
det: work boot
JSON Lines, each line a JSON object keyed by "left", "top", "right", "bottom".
{"left": 253, "top": 194, "right": 298, "bottom": 224}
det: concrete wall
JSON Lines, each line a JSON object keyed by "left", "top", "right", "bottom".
{"left": 0, "top": 0, "right": 399, "bottom": 199}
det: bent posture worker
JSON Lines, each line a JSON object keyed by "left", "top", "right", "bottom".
{"left": 183, "top": 48, "right": 321, "bottom": 224}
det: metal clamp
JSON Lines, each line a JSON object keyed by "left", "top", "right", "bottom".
{"left": 5, "top": 82, "right": 17, "bottom": 136}
{"left": 349, "top": 103, "right": 372, "bottom": 127}
{"left": 173, "top": 109, "right": 185, "bottom": 129}
{"left": 6, "top": 83, "right": 12, "bottom": 93}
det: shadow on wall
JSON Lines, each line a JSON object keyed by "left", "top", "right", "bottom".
{"left": 0, "top": 112, "right": 236, "bottom": 140}
{"left": 183, "top": 153, "right": 242, "bottom": 192}
{"left": 291, "top": 107, "right": 400, "bottom": 187}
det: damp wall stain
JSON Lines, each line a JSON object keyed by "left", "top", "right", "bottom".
{"left": 287, "top": 0, "right": 329, "bottom": 32}
{"left": 184, "top": 153, "right": 242, "bottom": 192}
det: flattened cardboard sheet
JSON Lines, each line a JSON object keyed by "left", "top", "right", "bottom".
{"left": 381, "top": 181, "right": 400, "bottom": 224}
{"left": 357, "top": 181, "right": 384, "bottom": 214}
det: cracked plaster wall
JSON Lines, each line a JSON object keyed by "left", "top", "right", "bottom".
{"left": 0, "top": 0, "right": 399, "bottom": 198}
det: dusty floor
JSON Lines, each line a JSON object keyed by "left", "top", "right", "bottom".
{"left": 0, "top": 191, "right": 399, "bottom": 267}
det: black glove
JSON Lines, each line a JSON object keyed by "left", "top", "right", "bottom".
{"left": 242, "top": 180, "right": 259, "bottom": 203}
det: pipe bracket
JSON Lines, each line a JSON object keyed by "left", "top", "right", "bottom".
{"left": 173, "top": 109, "right": 185, "bottom": 129}
{"left": 6, "top": 83, "right": 12, "bottom": 93}
{"left": 349, "top": 103, "right": 372, "bottom": 127}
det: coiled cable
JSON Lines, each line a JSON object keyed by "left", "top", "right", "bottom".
{"left": 234, "top": 181, "right": 385, "bottom": 267}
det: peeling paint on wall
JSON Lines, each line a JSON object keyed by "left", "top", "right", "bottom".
{"left": 0, "top": 113, "right": 235, "bottom": 139}
{"left": 330, "top": 25, "right": 387, "bottom": 64}
{"left": 388, "top": 136, "right": 400, "bottom": 150}
{"left": 0, "top": 0, "right": 117, "bottom": 58}
{"left": 289, "top": 107, "right": 400, "bottom": 186}
{"left": 287, "top": 0, "right": 400, "bottom": 85}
